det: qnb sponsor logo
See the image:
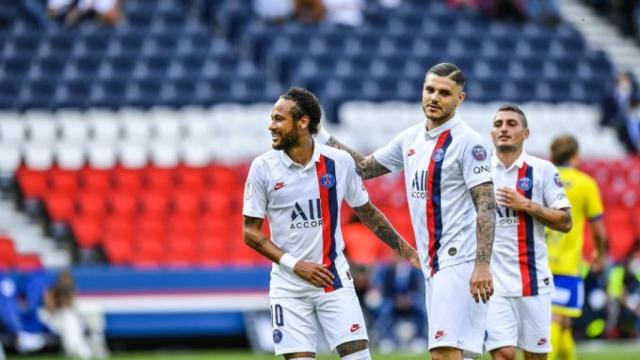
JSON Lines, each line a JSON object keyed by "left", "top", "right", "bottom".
{"left": 290, "top": 199, "right": 324, "bottom": 229}
{"left": 411, "top": 170, "right": 428, "bottom": 199}
{"left": 473, "top": 165, "right": 490, "bottom": 174}
{"left": 496, "top": 205, "right": 519, "bottom": 225}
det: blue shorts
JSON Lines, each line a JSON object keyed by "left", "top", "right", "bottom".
{"left": 551, "top": 275, "right": 584, "bottom": 318}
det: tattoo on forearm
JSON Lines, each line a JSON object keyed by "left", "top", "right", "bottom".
{"left": 243, "top": 216, "right": 268, "bottom": 249}
{"left": 470, "top": 183, "right": 496, "bottom": 264}
{"left": 327, "top": 137, "right": 390, "bottom": 180}
{"left": 354, "top": 203, "right": 416, "bottom": 258}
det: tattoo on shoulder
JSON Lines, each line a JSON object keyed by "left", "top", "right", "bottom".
{"left": 326, "top": 137, "right": 389, "bottom": 179}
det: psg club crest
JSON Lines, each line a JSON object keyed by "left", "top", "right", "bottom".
{"left": 432, "top": 149, "right": 445, "bottom": 162}
{"left": 273, "top": 329, "right": 283, "bottom": 343}
{"left": 471, "top": 145, "right": 487, "bottom": 161}
{"left": 518, "top": 177, "right": 532, "bottom": 191}
{"left": 320, "top": 174, "right": 336, "bottom": 188}
{"left": 554, "top": 173, "right": 563, "bottom": 188}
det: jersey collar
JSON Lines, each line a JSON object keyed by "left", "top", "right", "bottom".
{"left": 424, "top": 113, "right": 461, "bottom": 139}
{"left": 492, "top": 149, "right": 528, "bottom": 171}
{"left": 278, "top": 140, "right": 322, "bottom": 170}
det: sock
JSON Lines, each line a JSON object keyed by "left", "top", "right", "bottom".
{"left": 341, "top": 348, "right": 371, "bottom": 360}
{"left": 560, "top": 328, "right": 576, "bottom": 360}
{"left": 549, "top": 321, "right": 562, "bottom": 360}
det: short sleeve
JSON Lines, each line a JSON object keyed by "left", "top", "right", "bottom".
{"left": 585, "top": 178, "right": 604, "bottom": 221}
{"left": 372, "top": 131, "right": 404, "bottom": 172}
{"left": 344, "top": 156, "right": 369, "bottom": 208}
{"left": 461, "top": 135, "right": 492, "bottom": 189}
{"left": 542, "top": 163, "right": 571, "bottom": 209}
{"left": 242, "top": 159, "right": 268, "bottom": 219}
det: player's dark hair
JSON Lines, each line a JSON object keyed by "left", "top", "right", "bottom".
{"left": 496, "top": 103, "right": 528, "bottom": 128}
{"left": 427, "top": 63, "right": 466, "bottom": 88}
{"left": 550, "top": 135, "right": 579, "bottom": 165}
{"left": 281, "top": 87, "right": 321, "bottom": 135}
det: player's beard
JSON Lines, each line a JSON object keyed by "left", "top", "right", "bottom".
{"left": 422, "top": 104, "right": 453, "bottom": 123}
{"left": 272, "top": 127, "right": 300, "bottom": 151}
{"left": 496, "top": 144, "right": 518, "bottom": 153}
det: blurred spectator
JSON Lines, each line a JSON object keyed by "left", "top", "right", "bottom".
{"left": 0, "top": 275, "right": 46, "bottom": 354}
{"left": 48, "top": 0, "right": 122, "bottom": 26}
{"left": 367, "top": 252, "right": 426, "bottom": 353}
{"left": 38, "top": 270, "right": 108, "bottom": 360}
{"left": 254, "top": 0, "right": 294, "bottom": 23}
{"left": 606, "top": 239, "right": 640, "bottom": 338}
{"left": 583, "top": 0, "right": 640, "bottom": 41}
{"left": 293, "top": 0, "right": 326, "bottom": 24}
{"left": 0, "top": 0, "right": 50, "bottom": 29}
{"left": 492, "top": 0, "right": 526, "bottom": 21}
{"left": 600, "top": 72, "right": 640, "bottom": 154}
{"left": 522, "top": 0, "right": 561, "bottom": 26}
{"left": 323, "top": 0, "right": 364, "bottom": 27}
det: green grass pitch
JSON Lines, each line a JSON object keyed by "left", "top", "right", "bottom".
{"left": 9, "top": 343, "right": 640, "bottom": 360}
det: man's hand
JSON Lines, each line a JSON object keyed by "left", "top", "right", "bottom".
{"left": 470, "top": 262, "right": 493, "bottom": 304}
{"left": 495, "top": 187, "right": 529, "bottom": 211}
{"left": 293, "top": 261, "right": 335, "bottom": 288}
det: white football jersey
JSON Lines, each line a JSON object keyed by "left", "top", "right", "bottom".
{"left": 491, "top": 151, "right": 570, "bottom": 297}
{"left": 243, "top": 142, "right": 369, "bottom": 298}
{"left": 373, "top": 114, "right": 492, "bottom": 277}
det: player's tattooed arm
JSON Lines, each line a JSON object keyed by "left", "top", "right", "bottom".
{"left": 243, "top": 216, "right": 335, "bottom": 287}
{"left": 326, "top": 137, "right": 391, "bottom": 180}
{"left": 243, "top": 215, "right": 282, "bottom": 263}
{"left": 353, "top": 202, "right": 420, "bottom": 268}
{"left": 470, "top": 182, "right": 496, "bottom": 265}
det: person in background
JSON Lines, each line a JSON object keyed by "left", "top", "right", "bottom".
{"left": 38, "top": 270, "right": 108, "bottom": 360}
{"left": 369, "top": 251, "right": 426, "bottom": 353}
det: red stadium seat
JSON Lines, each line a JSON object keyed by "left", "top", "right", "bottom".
{"left": 77, "top": 192, "right": 108, "bottom": 219}
{"left": 165, "top": 235, "right": 198, "bottom": 267}
{"left": 45, "top": 192, "right": 75, "bottom": 222}
{"left": 104, "top": 217, "right": 135, "bottom": 241}
{"left": 49, "top": 168, "right": 80, "bottom": 195}
{"left": 140, "top": 192, "right": 170, "bottom": 219}
{"left": 17, "top": 167, "right": 48, "bottom": 199}
{"left": 172, "top": 191, "right": 201, "bottom": 217}
{"left": 145, "top": 166, "right": 175, "bottom": 192}
{"left": 176, "top": 166, "right": 207, "bottom": 192}
{"left": 609, "top": 227, "right": 636, "bottom": 262}
{"left": 104, "top": 239, "right": 133, "bottom": 266}
{"left": 71, "top": 217, "right": 102, "bottom": 248}
{"left": 207, "top": 164, "right": 238, "bottom": 189}
{"left": 0, "top": 236, "right": 16, "bottom": 269}
{"left": 138, "top": 218, "right": 166, "bottom": 242}
{"left": 109, "top": 193, "right": 139, "bottom": 218}
{"left": 203, "top": 189, "right": 234, "bottom": 215}
{"left": 80, "top": 167, "right": 112, "bottom": 193}
{"left": 198, "top": 238, "right": 227, "bottom": 267}
{"left": 168, "top": 215, "right": 199, "bottom": 239}
{"left": 113, "top": 167, "right": 144, "bottom": 194}
{"left": 133, "top": 239, "right": 164, "bottom": 268}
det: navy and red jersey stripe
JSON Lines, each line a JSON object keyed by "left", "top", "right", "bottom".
{"left": 516, "top": 163, "right": 538, "bottom": 296}
{"left": 427, "top": 130, "right": 453, "bottom": 275}
{"left": 316, "top": 155, "right": 342, "bottom": 292}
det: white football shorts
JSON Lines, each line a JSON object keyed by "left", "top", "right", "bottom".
{"left": 270, "top": 286, "right": 368, "bottom": 355}
{"left": 485, "top": 293, "right": 552, "bottom": 354}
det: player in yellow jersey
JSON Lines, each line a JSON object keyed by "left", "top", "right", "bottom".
{"left": 546, "top": 135, "right": 608, "bottom": 360}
